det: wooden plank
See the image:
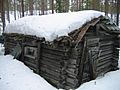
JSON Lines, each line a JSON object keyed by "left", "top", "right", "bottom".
{"left": 97, "top": 54, "right": 113, "bottom": 61}
{"left": 97, "top": 66, "right": 112, "bottom": 76}
{"left": 36, "top": 41, "right": 41, "bottom": 74}
{"left": 40, "top": 71, "right": 63, "bottom": 83}
{"left": 24, "top": 56, "right": 37, "bottom": 64}
{"left": 24, "top": 60, "right": 37, "bottom": 69}
{"left": 96, "top": 62, "right": 111, "bottom": 71}
{"left": 42, "top": 45, "right": 67, "bottom": 52}
{"left": 78, "top": 38, "right": 87, "bottom": 83}
{"left": 41, "top": 56, "right": 61, "bottom": 66}
{"left": 40, "top": 59, "right": 61, "bottom": 69}
{"left": 75, "top": 18, "right": 100, "bottom": 46}
{"left": 42, "top": 52, "right": 64, "bottom": 60}
{"left": 40, "top": 62, "right": 61, "bottom": 73}
{"left": 100, "top": 41, "right": 114, "bottom": 46}
{"left": 97, "top": 59, "right": 112, "bottom": 68}
{"left": 99, "top": 49, "right": 113, "bottom": 56}
{"left": 98, "top": 55, "right": 112, "bottom": 63}
{"left": 66, "top": 77, "right": 79, "bottom": 86}
{"left": 42, "top": 47, "right": 66, "bottom": 56}
{"left": 40, "top": 72, "right": 60, "bottom": 86}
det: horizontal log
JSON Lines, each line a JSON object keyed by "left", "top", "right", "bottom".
{"left": 100, "top": 50, "right": 113, "bottom": 56}
{"left": 41, "top": 55, "right": 61, "bottom": 64}
{"left": 100, "top": 36, "right": 113, "bottom": 41}
{"left": 97, "top": 54, "right": 113, "bottom": 61}
{"left": 66, "top": 68, "right": 79, "bottom": 75}
{"left": 96, "top": 62, "right": 111, "bottom": 72}
{"left": 82, "top": 77, "right": 90, "bottom": 83}
{"left": 24, "top": 60, "right": 38, "bottom": 69}
{"left": 40, "top": 63, "right": 61, "bottom": 73}
{"left": 42, "top": 47, "right": 66, "bottom": 56}
{"left": 65, "top": 81, "right": 79, "bottom": 89}
{"left": 25, "top": 65, "right": 38, "bottom": 72}
{"left": 112, "top": 57, "right": 119, "bottom": 61}
{"left": 97, "top": 59, "right": 112, "bottom": 68}
{"left": 66, "top": 77, "right": 79, "bottom": 86}
{"left": 42, "top": 56, "right": 62, "bottom": 65}
{"left": 66, "top": 71, "right": 78, "bottom": 78}
{"left": 100, "top": 44, "right": 113, "bottom": 49}
{"left": 97, "top": 66, "right": 112, "bottom": 76}
{"left": 67, "top": 73, "right": 78, "bottom": 79}
{"left": 40, "top": 72, "right": 61, "bottom": 87}
{"left": 40, "top": 71, "right": 64, "bottom": 82}
{"left": 100, "top": 41, "right": 114, "bottom": 46}
{"left": 98, "top": 55, "right": 112, "bottom": 63}
{"left": 67, "top": 64, "right": 78, "bottom": 69}
{"left": 40, "top": 60, "right": 61, "bottom": 71}
{"left": 24, "top": 57, "right": 37, "bottom": 64}
{"left": 68, "top": 58, "right": 78, "bottom": 65}
{"left": 42, "top": 44, "right": 67, "bottom": 52}
{"left": 40, "top": 66, "right": 62, "bottom": 77}
{"left": 5, "top": 42, "right": 17, "bottom": 47}
{"left": 42, "top": 52, "right": 64, "bottom": 61}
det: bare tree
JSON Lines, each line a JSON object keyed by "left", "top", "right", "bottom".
{"left": 92, "top": 0, "right": 100, "bottom": 10}
{"left": 51, "top": 0, "right": 54, "bottom": 14}
{"left": 62, "top": 0, "right": 69, "bottom": 12}
{"left": 14, "top": 0, "right": 16, "bottom": 20}
{"left": 0, "top": 0, "right": 5, "bottom": 32}
{"left": 21, "top": 0, "right": 24, "bottom": 17}
{"left": 81, "top": 0, "right": 84, "bottom": 10}
{"left": 6, "top": 0, "right": 10, "bottom": 22}
{"left": 105, "top": 0, "right": 109, "bottom": 16}
{"left": 29, "top": 0, "right": 34, "bottom": 15}
{"left": 78, "top": 0, "right": 81, "bottom": 11}
{"left": 41, "top": 0, "right": 45, "bottom": 15}
{"left": 116, "top": 0, "right": 119, "bottom": 26}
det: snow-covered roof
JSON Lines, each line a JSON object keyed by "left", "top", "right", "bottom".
{"left": 5, "top": 10, "right": 103, "bottom": 41}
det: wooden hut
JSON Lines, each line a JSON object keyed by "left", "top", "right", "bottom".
{"left": 4, "top": 11, "right": 120, "bottom": 89}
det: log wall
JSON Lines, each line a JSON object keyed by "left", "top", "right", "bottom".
{"left": 4, "top": 31, "right": 119, "bottom": 89}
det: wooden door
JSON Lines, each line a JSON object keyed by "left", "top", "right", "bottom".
{"left": 86, "top": 37, "right": 100, "bottom": 79}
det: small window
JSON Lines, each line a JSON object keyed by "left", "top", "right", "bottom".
{"left": 24, "top": 46, "right": 37, "bottom": 59}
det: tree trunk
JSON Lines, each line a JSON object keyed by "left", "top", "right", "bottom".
{"left": 116, "top": 0, "right": 119, "bottom": 26}
{"left": 110, "top": 0, "right": 113, "bottom": 19}
{"left": 14, "top": 0, "right": 16, "bottom": 20}
{"left": 21, "top": 0, "right": 24, "bottom": 17}
{"left": 6, "top": 0, "right": 10, "bottom": 23}
{"left": 41, "top": 0, "right": 45, "bottom": 15}
{"left": 1, "top": 0, "right": 5, "bottom": 32}
{"left": 29, "top": 0, "right": 34, "bottom": 15}
{"left": 81, "top": 0, "right": 84, "bottom": 10}
{"left": 51, "top": 0, "right": 54, "bottom": 14}
{"left": 105, "top": 0, "right": 108, "bottom": 16}
{"left": 78, "top": 0, "right": 81, "bottom": 11}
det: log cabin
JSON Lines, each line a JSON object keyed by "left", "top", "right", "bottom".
{"left": 4, "top": 11, "right": 120, "bottom": 89}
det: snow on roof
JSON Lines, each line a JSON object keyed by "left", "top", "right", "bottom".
{"left": 5, "top": 10, "right": 103, "bottom": 41}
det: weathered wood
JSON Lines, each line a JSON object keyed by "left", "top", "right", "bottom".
{"left": 3, "top": 16, "right": 120, "bottom": 89}
{"left": 78, "top": 38, "right": 87, "bottom": 83}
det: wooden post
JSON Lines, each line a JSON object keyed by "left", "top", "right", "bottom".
{"left": 37, "top": 41, "right": 41, "bottom": 74}
{"left": 78, "top": 38, "right": 87, "bottom": 84}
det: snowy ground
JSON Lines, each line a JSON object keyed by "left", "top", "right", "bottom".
{"left": 0, "top": 44, "right": 120, "bottom": 90}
